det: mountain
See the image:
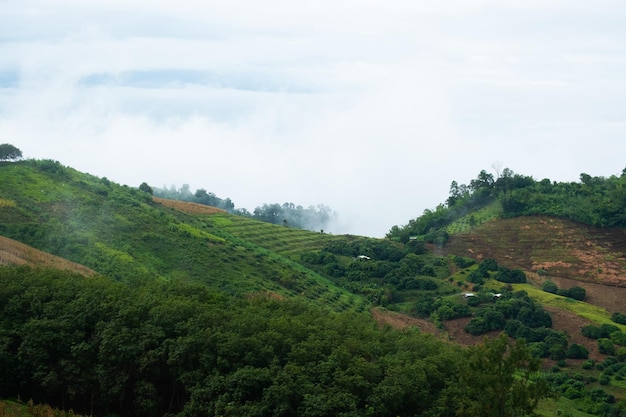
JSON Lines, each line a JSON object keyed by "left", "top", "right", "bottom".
{"left": 2, "top": 159, "right": 626, "bottom": 416}
{"left": 0, "top": 159, "right": 371, "bottom": 312}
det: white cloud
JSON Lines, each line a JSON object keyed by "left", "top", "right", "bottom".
{"left": 1, "top": 0, "right": 626, "bottom": 237}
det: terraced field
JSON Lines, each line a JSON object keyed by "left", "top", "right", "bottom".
{"left": 208, "top": 213, "right": 354, "bottom": 258}
{"left": 150, "top": 200, "right": 370, "bottom": 313}
{"left": 205, "top": 213, "right": 370, "bottom": 312}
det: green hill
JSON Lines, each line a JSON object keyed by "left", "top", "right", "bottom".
{"left": 2, "top": 159, "right": 626, "bottom": 417}
{"left": 0, "top": 159, "right": 372, "bottom": 313}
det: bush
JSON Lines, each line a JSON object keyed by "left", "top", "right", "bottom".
{"left": 495, "top": 267, "right": 526, "bottom": 283}
{"left": 558, "top": 286, "right": 586, "bottom": 301}
{"left": 566, "top": 343, "right": 590, "bottom": 359}
{"left": 542, "top": 280, "right": 558, "bottom": 294}
{"left": 599, "top": 338, "right": 616, "bottom": 356}
{"left": 612, "top": 312, "right": 626, "bottom": 325}
{"left": 453, "top": 256, "right": 475, "bottom": 268}
{"left": 611, "top": 331, "right": 626, "bottom": 346}
{"left": 582, "top": 325, "right": 605, "bottom": 340}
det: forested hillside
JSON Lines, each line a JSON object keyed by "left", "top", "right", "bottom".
{"left": 3, "top": 158, "right": 626, "bottom": 416}
{"left": 387, "top": 168, "right": 626, "bottom": 244}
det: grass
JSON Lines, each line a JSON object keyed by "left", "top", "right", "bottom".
{"left": 511, "top": 282, "right": 626, "bottom": 331}
{"left": 536, "top": 396, "right": 595, "bottom": 417}
{"left": 446, "top": 201, "right": 502, "bottom": 235}
{"left": 0, "top": 399, "right": 89, "bottom": 417}
{"left": 0, "top": 161, "right": 372, "bottom": 314}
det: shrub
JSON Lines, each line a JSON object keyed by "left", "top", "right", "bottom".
{"left": 495, "top": 267, "right": 526, "bottom": 283}
{"left": 453, "top": 255, "right": 475, "bottom": 268}
{"left": 599, "top": 338, "right": 616, "bottom": 356}
{"left": 558, "top": 286, "right": 586, "bottom": 301}
{"left": 566, "top": 343, "right": 590, "bottom": 359}
{"left": 611, "top": 331, "right": 626, "bottom": 346}
{"left": 612, "top": 312, "right": 626, "bottom": 325}
{"left": 542, "top": 280, "right": 558, "bottom": 294}
{"left": 582, "top": 325, "right": 604, "bottom": 340}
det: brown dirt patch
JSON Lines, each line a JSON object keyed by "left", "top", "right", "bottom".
{"left": 370, "top": 308, "right": 442, "bottom": 335}
{"left": 0, "top": 235, "right": 96, "bottom": 276}
{"left": 153, "top": 197, "right": 226, "bottom": 215}
{"left": 371, "top": 308, "right": 496, "bottom": 345}
{"left": 443, "top": 216, "right": 626, "bottom": 287}
{"left": 544, "top": 306, "right": 602, "bottom": 361}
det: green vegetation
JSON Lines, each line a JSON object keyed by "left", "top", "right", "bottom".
{"left": 3, "top": 157, "right": 626, "bottom": 416}
{"left": 388, "top": 167, "right": 626, "bottom": 242}
{"left": 0, "top": 265, "right": 460, "bottom": 417}
{"left": 543, "top": 280, "right": 587, "bottom": 301}
{"left": 457, "top": 333, "right": 555, "bottom": 417}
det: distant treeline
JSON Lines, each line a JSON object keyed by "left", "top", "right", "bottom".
{"left": 388, "top": 167, "right": 626, "bottom": 243}
{"left": 153, "top": 185, "right": 334, "bottom": 232}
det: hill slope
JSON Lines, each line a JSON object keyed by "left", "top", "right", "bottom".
{"left": 443, "top": 216, "right": 626, "bottom": 287}
{"left": 0, "top": 159, "right": 369, "bottom": 313}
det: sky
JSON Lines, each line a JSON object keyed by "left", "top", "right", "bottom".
{"left": 1, "top": 1, "right": 626, "bottom": 237}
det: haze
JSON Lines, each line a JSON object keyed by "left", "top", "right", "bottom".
{"left": 1, "top": 1, "right": 626, "bottom": 237}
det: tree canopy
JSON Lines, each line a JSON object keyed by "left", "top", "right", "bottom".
{"left": 0, "top": 143, "right": 22, "bottom": 161}
{"left": 456, "top": 333, "right": 554, "bottom": 417}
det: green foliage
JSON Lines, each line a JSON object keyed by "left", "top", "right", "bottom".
{"left": 541, "top": 280, "right": 587, "bottom": 301}
{"left": 582, "top": 324, "right": 621, "bottom": 340}
{"left": 501, "top": 169, "right": 626, "bottom": 228}
{"left": 0, "top": 143, "right": 22, "bottom": 161}
{"left": 138, "top": 182, "right": 153, "bottom": 195}
{"left": 542, "top": 280, "right": 559, "bottom": 294}
{"left": 598, "top": 338, "right": 616, "bottom": 356}
{"left": 558, "top": 286, "right": 587, "bottom": 301}
{"left": 494, "top": 266, "right": 527, "bottom": 284}
{"left": 0, "top": 265, "right": 463, "bottom": 417}
{"left": 456, "top": 333, "right": 555, "bottom": 417}
{"left": 611, "top": 312, "right": 626, "bottom": 325}
{"left": 566, "top": 344, "right": 590, "bottom": 359}
{"left": 465, "top": 291, "right": 560, "bottom": 353}
{"left": 453, "top": 255, "right": 475, "bottom": 268}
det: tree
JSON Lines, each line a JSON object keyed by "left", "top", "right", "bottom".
{"left": 566, "top": 343, "right": 589, "bottom": 359}
{"left": 598, "top": 338, "right": 616, "bottom": 355}
{"left": 542, "top": 280, "right": 558, "bottom": 294}
{"left": 457, "top": 333, "right": 555, "bottom": 417}
{"left": 564, "top": 286, "right": 586, "bottom": 301}
{"left": 138, "top": 182, "right": 153, "bottom": 195}
{"left": 0, "top": 143, "right": 22, "bottom": 161}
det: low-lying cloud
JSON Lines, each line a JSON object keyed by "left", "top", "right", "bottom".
{"left": 2, "top": 1, "right": 626, "bottom": 237}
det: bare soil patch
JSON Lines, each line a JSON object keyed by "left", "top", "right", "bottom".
{"left": 443, "top": 216, "right": 626, "bottom": 286}
{"left": 370, "top": 308, "right": 442, "bottom": 335}
{"left": 153, "top": 197, "right": 226, "bottom": 215}
{"left": 544, "top": 306, "right": 602, "bottom": 361}
{"left": 0, "top": 235, "right": 96, "bottom": 276}
{"left": 371, "top": 308, "right": 496, "bottom": 345}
